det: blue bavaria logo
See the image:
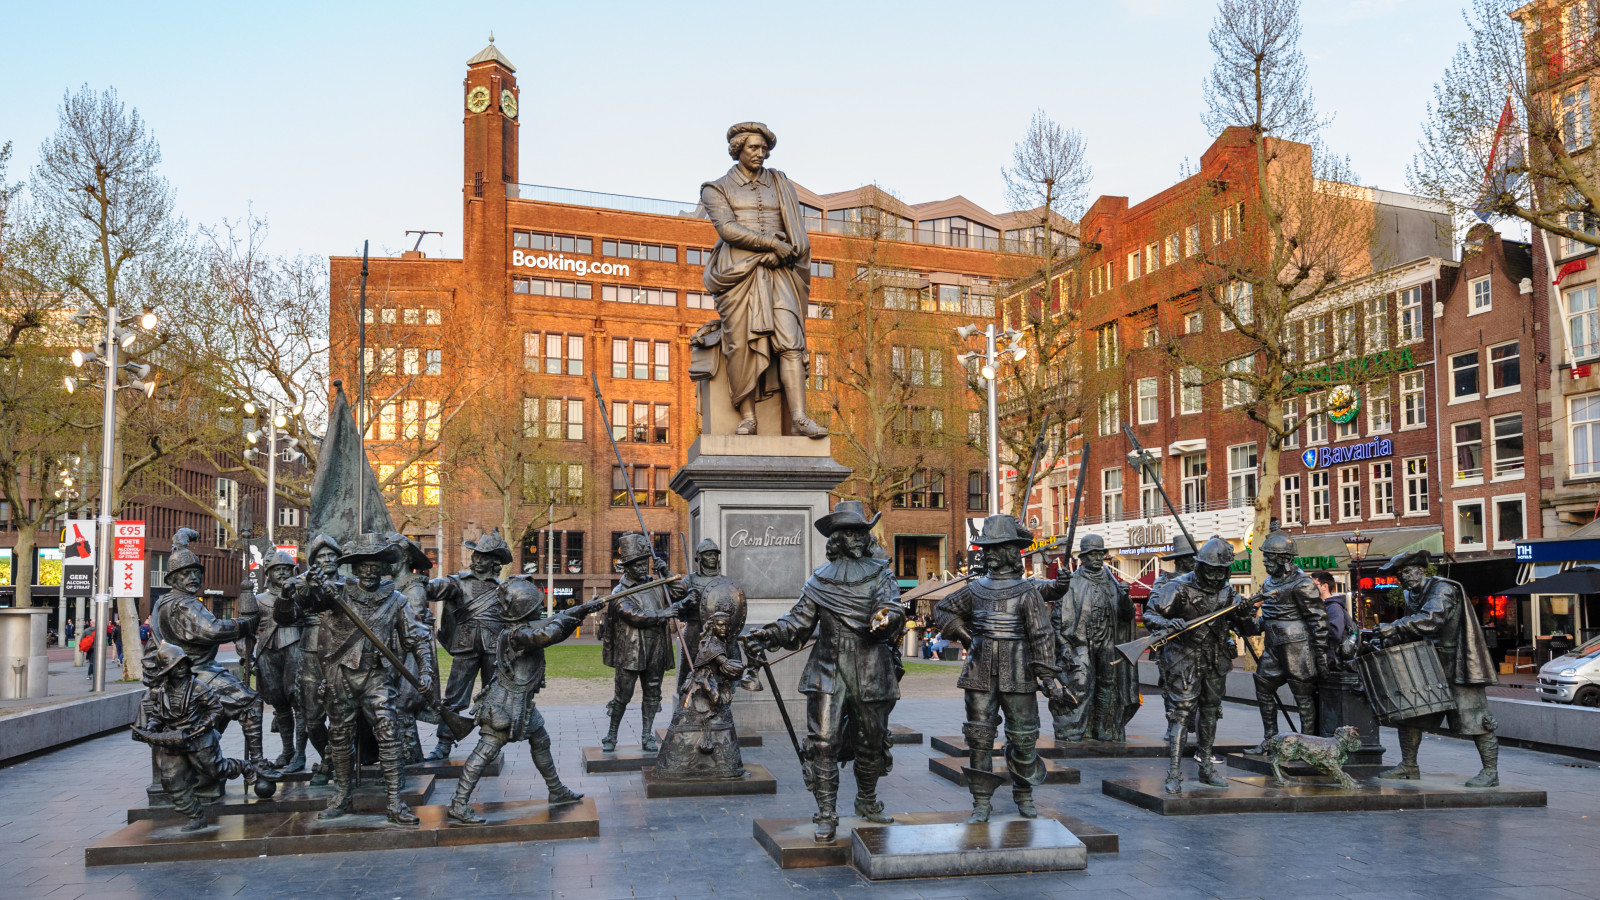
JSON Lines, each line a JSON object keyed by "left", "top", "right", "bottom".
{"left": 1301, "top": 449, "right": 1317, "bottom": 468}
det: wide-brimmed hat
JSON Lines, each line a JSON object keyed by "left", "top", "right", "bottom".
{"left": 388, "top": 533, "right": 434, "bottom": 573}
{"left": 164, "top": 527, "right": 205, "bottom": 585}
{"left": 337, "top": 532, "right": 403, "bottom": 569}
{"left": 1379, "top": 549, "right": 1432, "bottom": 574}
{"left": 727, "top": 121, "right": 777, "bottom": 150}
{"left": 616, "top": 533, "right": 655, "bottom": 565}
{"left": 971, "top": 515, "right": 1033, "bottom": 548}
{"left": 464, "top": 527, "right": 513, "bottom": 566}
{"left": 814, "top": 500, "right": 881, "bottom": 536}
{"left": 1078, "top": 533, "right": 1107, "bottom": 553}
{"left": 1163, "top": 534, "right": 1196, "bottom": 560}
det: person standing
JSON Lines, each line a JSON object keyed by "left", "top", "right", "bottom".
{"left": 425, "top": 528, "right": 512, "bottom": 761}
{"left": 600, "top": 533, "right": 687, "bottom": 752}
{"left": 1053, "top": 534, "right": 1138, "bottom": 743}
{"left": 1310, "top": 570, "right": 1350, "bottom": 669}
{"left": 934, "top": 515, "right": 1068, "bottom": 822}
{"left": 746, "top": 501, "right": 904, "bottom": 843}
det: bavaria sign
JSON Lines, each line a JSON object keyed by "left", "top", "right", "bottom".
{"left": 1300, "top": 437, "right": 1394, "bottom": 469}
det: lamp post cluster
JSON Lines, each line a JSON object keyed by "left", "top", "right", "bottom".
{"left": 956, "top": 324, "right": 1026, "bottom": 517}
{"left": 242, "top": 399, "right": 305, "bottom": 545}
{"left": 64, "top": 304, "right": 158, "bottom": 692}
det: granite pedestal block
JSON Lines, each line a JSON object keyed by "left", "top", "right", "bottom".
{"left": 889, "top": 723, "right": 923, "bottom": 745}
{"left": 753, "top": 809, "right": 1116, "bottom": 869}
{"left": 850, "top": 819, "right": 1087, "bottom": 880}
{"left": 1225, "top": 751, "right": 1389, "bottom": 780}
{"left": 582, "top": 745, "right": 656, "bottom": 773}
{"left": 657, "top": 727, "right": 762, "bottom": 747}
{"left": 641, "top": 762, "right": 776, "bottom": 798}
{"left": 930, "top": 733, "right": 1253, "bottom": 759}
{"left": 276, "top": 757, "right": 499, "bottom": 783}
{"left": 126, "top": 774, "right": 434, "bottom": 823}
{"left": 87, "top": 797, "right": 600, "bottom": 865}
{"left": 928, "top": 755, "right": 1079, "bottom": 786}
{"left": 1102, "top": 773, "right": 1548, "bottom": 815}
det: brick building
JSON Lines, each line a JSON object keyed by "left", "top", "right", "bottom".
{"left": 327, "top": 41, "right": 1045, "bottom": 601}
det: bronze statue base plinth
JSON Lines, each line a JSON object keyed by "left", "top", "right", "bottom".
{"left": 1102, "top": 774, "right": 1547, "bottom": 815}
{"left": 126, "top": 774, "right": 435, "bottom": 823}
{"left": 927, "top": 755, "right": 1079, "bottom": 786}
{"left": 753, "top": 808, "right": 1117, "bottom": 870}
{"left": 851, "top": 819, "right": 1087, "bottom": 880}
{"left": 929, "top": 733, "right": 1254, "bottom": 759}
{"left": 641, "top": 762, "right": 776, "bottom": 798}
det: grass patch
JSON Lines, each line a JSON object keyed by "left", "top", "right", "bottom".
{"left": 436, "top": 644, "right": 672, "bottom": 681}
{"left": 902, "top": 661, "right": 956, "bottom": 674}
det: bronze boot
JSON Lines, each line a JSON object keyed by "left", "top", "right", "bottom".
{"left": 1379, "top": 726, "right": 1422, "bottom": 780}
{"left": 1465, "top": 734, "right": 1500, "bottom": 788}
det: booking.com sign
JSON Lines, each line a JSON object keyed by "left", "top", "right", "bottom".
{"left": 1300, "top": 437, "right": 1394, "bottom": 469}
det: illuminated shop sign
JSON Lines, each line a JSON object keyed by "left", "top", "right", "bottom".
{"left": 510, "top": 249, "right": 630, "bottom": 278}
{"left": 1300, "top": 437, "right": 1393, "bottom": 469}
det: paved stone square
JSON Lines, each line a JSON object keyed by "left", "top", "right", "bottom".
{"left": 2, "top": 693, "right": 1596, "bottom": 899}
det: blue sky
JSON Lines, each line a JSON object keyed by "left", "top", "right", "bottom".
{"left": 0, "top": 0, "right": 1483, "bottom": 260}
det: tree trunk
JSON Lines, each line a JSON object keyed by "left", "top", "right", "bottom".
{"left": 14, "top": 526, "right": 35, "bottom": 608}
{"left": 118, "top": 596, "right": 141, "bottom": 681}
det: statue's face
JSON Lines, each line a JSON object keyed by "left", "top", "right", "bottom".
{"left": 1173, "top": 556, "right": 1196, "bottom": 575}
{"left": 838, "top": 528, "right": 869, "bottom": 558}
{"left": 709, "top": 616, "right": 732, "bottom": 639}
{"left": 981, "top": 544, "right": 1023, "bottom": 576}
{"left": 1264, "top": 552, "right": 1294, "bottom": 579}
{"left": 470, "top": 551, "right": 499, "bottom": 577}
{"left": 170, "top": 567, "right": 202, "bottom": 593}
{"left": 738, "top": 135, "right": 769, "bottom": 171}
{"left": 312, "top": 548, "right": 338, "bottom": 572}
{"left": 698, "top": 551, "right": 722, "bottom": 576}
{"left": 623, "top": 556, "right": 651, "bottom": 581}
{"left": 1196, "top": 562, "right": 1228, "bottom": 593}
{"left": 1079, "top": 549, "right": 1106, "bottom": 572}
{"left": 1399, "top": 565, "right": 1427, "bottom": 592}
{"left": 353, "top": 561, "right": 383, "bottom": 590}
{"left": 266, "top": 565, "right": 292, "bottom": 590}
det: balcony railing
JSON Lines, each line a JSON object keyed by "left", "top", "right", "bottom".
{"left": 507, "top": 183, "right": 702, "bottom": 218}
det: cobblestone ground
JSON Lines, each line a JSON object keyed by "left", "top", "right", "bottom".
{"left": 2, "top": 690, "right": 1597, "bottom": 900}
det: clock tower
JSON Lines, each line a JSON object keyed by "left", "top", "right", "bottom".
{"left": 462, "top": 36, "right": 518, "bottom": 273}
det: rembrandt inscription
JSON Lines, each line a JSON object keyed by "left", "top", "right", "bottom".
{"left": 723, "top": 511, "right": 807, "bottom": 600}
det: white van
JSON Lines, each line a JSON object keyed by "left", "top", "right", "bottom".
{"left": 1536, "top": 634, "right": 1600, "bottom": 706}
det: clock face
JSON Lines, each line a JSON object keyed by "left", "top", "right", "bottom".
{"left": 466, "top": 86, "right": 490, "bottom": 114}
{"left": 500, "top": 89, "right": 518, "bottom": 119}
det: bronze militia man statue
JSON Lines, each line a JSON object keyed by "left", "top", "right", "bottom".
{"left": 601, "top": 533, "right": 688, "bottom": 752}
{"left": 426, "top": 528, "right": 512, "bottom": 760}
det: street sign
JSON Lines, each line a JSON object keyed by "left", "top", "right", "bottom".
{"left": 61, "top": 519, "right": 96, "bottom": 597}
{"left": 114, "top": 521, "right": 146, "bottom": 599}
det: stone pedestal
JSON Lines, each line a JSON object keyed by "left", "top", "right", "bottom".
{"left": 582, "top": 745, "right": 656, "bottom": 773}
{"left": 1102, "top": 774, "right": 1547, "bottom": 815}
{"left": 930, "top": 733, "right": 1252, "bottom": 760}
{"left": 671, "top": 432, "right": 850, "bottom": 734}
{"left": 641, "top": 762, "right": 777, "bottom": 798}
{"left": 754, "top": 809, "right": 1115, "bottom": 870}
{"left": 851, "top": 819, "right": 1087, "bottom": 880}
{"left": 927, "top": 756, "right": 1080, "bottom": 786}
{"left": 1317, "top": 670, "right": 1387, "bottom": 761}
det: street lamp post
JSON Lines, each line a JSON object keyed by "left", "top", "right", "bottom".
{"left": 66, "top": 304, "right": 158, "bottom": 692}
{"left": 956, "top": 324, "right": 1026, "bottom": 517}
{"left": 1343, "top": 529, "right": 1372, "bottom": 626}
{"left": 244, "top": 398, "right": 304, "bottom": 550}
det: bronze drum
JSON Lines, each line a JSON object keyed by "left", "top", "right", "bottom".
{"left": 1354, "top": 640, "right": 1457, "bottom": 724}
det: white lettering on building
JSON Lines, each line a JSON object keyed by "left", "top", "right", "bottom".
{"left": 727, "top": 526, "right": 804, "bottom": 549}
{"left": 511, "top": 249, "right": 630, "bottom": 278}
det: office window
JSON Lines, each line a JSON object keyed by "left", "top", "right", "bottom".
{"left": 1397, "top": 287, "right": 1423, "bottom": 344}
{"left": 1335, "top": 307, "right": 1357, "bottom": 357}
{"left": 522, "top": 397, "right": 584, "bottom": 441}
{"left": 602, "top": 285, "right": 677, "bottom": 307}
{"left": 610, "top": 466, "right": 671, "bottom": 508}
{"left": 1570, "top": 285, "right": 1600, "bottom": 362}
{"left": 1451, "top": 351, "right": 1480, "bottom": 400}
{"left": 1139, "top": 465, "right": 1161, "bottom": 517}
{"left": 1367, "top": 381, "right": 1392, "bottom": 434}
{"left": 893, "top": 469, "right": 947, "bottom": 510}
{"left": 1223, "top": 355, "right": 1254, "bottom": 408}
{"left": 523, "top": 462, "right": 585, "bottom": 506}
{"left": 1146, "top": 241, "right": 1162, "bottom": 273}
{"left": 1456, "top": 500, "right": 1486, "bottom": 548}
{"left": 1221, "top": 282, "right": 1252, "bottom": 330}
{"left": 609, "top": 339, "right": 670, "bottom": 381}
{"left": 610, "top": 401, "right": 670, "bottom": 443}
{"left": 685, "top": 247, "right": 714, "bottom": 266}
{"left": 1365, "top": 295, "right": 1389, "bottom": 352}
{"left": 1405, "top": 457, "right": 1430, "bottom": 514}
{"left": 1281, "top": 475, "right": 1302, "bottom": 526}
{"left": 514, "top": 230, "right": 592, "bottom": 254}
{"left": 1280, "top": 322, "right": 1299, "bottom": 364}
{"left": 1098, "top": 391, "right": 1120, "bottom": 436}
{"left": 1562, "top": 84, "right": 1592, "bottom": 152}
{"left": 1228, "top": 443, "right": 1257, "bottom": 508}
{"left": 1335, "top": 410, "right": 1359, "bottom": 441}
{"left": 1495, "top": 496, "right": 1526, "bottom": 546}
{"left": 1127, "top": 250, "right": 1141, "bottom": 280}
{"left": 1185, "top": 224, "right": 1201, "bottom": 256}
{"left": 1454, "top": 421, "right": 1484, "bottom": 481}
{"left": 1574, "top": 393, "right": 1600, "bottom": 476}
{"left": 1101, "top": 468, "right": 1124, "bottom": 521}
{"left": 1489, "top": 342, "right": 1520, "bottom": 392}
{"left": 1309, "top": 470, "right": 1331, "bottom": 523}
{"left": 1141, "top": 324, "right": 1161, "bottom": 348}
{"left": 1304, "top": 317, "right": 1327, "bottom": 361}
{"left": 1371, "top": 461, "right": 1395, "bottom": 518}
{"left": 810, "top": 259, "right": 834, "bottom": 278}
{"left": 808, "top": 352, "right": 830, "bottom": 391}
{"left": 1166, "top": 233, "right": 1181, "bottom": 264}
{"left": 425, "top": 349, "right": 442, "bottom": 375}
{"left": 1400, "top": 371, "right": 1426, "bottom": 429}
{"left": 1185, "top": 310, "right": 1204, "bottom": 334}
{"left": 1137, "top": 378, "right": 1159, "bottom": 424}
{"left": 1180, "top": 366, "right": 1203, "bottom": 414}
{"left": 1306, "top": 391, "right": 1328, "bottom": 445}
{"left": 686, "top": 291, "right": 716, "bottom": 309}
{"left": 523, "top": 332, "right": 583, "bottom": 375}
{"left": 1182, "top": 453, "right": 1207, "bottom": 512}
{"left": 1493, "top": 413, "right": 1524, "bottom": 478}
{"left": 602, "top": 239, "right": 676, "bottom": 262}
{"left": 398, "top": 399, "right": 441, "bottom": 441}
{"left": 1338, "top": 466, "right": 1362, "bottom": 521}
{"left": 512, "top": 276, "right": 593, "bottom": 299}
{"left": 1095, "top": 324, "right": 1119, "bottom": 369}
{"left": 1282, "top": 399, "right": 1300, "bottom": 449}
{"left": 403, "top": 348, "right": 421, "bottom": 375}
{"left": 1469, "top": 276, "right": 1492, "bottom": 315}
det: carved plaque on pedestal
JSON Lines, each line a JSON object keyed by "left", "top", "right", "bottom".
{"left": 723, "top": 511, "right": 808, "bottom": 600}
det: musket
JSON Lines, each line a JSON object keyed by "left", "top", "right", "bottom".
{"left": 1061, "top": 441, "right": 1091, "bottom": 569}
{"left": 1112, "top": 591, "right": 1268, "bottom": 666}
{"left": 1018, "top": 412, "right": 1052, "bottom": 527}
{"left": 592, "top": 372, "right": 653, "bottom": 549}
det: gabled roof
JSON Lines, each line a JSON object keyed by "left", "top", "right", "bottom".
{"left": 467, "top": 37, "right": 516, "bottom": 72}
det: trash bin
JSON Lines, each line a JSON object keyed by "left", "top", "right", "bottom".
{"left": 0, "top": 607, "right": 50, "bottom": 699}
{"left": 902, "top": 627, "right": 923, "bottom": 657}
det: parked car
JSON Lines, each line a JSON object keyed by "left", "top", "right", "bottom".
{"left": 1536, "top": 634, "right": 1600, "bottom": 707}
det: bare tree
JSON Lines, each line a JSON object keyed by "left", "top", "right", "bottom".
{"left": 1410, "top": 0, "right": 1600, "bottom": 248}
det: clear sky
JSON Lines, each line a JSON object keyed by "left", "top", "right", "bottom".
{"left": 0, "top": 0, "right": 1483, "bottom": 260}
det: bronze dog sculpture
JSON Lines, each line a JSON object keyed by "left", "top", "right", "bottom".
{"left": 1261, "top": 725, "right": 1362, "bottom": 789}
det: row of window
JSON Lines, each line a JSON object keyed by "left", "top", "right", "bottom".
{"left": 1280, "top": 458, "right": 1429, "bottom": 527}
{"left": 1452, "top": 414, "right": 1525, "bottom": 483}
{"left": 376, "top": 462, "right": 441, "bottom": 507}
{"left": 1099, "top": 445, "right": 1259, "bottom": 519}
{"left": 363, "top": 347, "right": 442, "bottom": 376}
{"left": 1448, "top": 341, "right": 1522, "bottom": 402}
{"left": 509, "top": 230, "right": 839, "bottom": 277}
{"left": 368, "top": 399, "right": 442, "bottom": 442}
{"left": 363, "top": 307, "right": 442, "bottom": 326}
{"left": 883, "top": 468, "right": 994, "bottom": 511}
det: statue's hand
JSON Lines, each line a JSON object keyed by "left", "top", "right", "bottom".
{"left": 770, "top": 237, "right": 795, "bottom": 260}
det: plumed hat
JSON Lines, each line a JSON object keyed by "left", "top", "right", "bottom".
{"left": 971, "top": 515, "right": 1033, "bottom": 547}
{"left": 464, "top": 527, "right": 513, "bottom": 566}
{"left": 337, "top": 532, "right": 403, "bottom": 569}
{"left": 1379, "top": 549, "right": 1432, "bottom": 574}
{"left": 165, "top": 528, "right": 205, "bottom": 585}
{"left": 814, "top": 500, "right": 881, "bottom": 536}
